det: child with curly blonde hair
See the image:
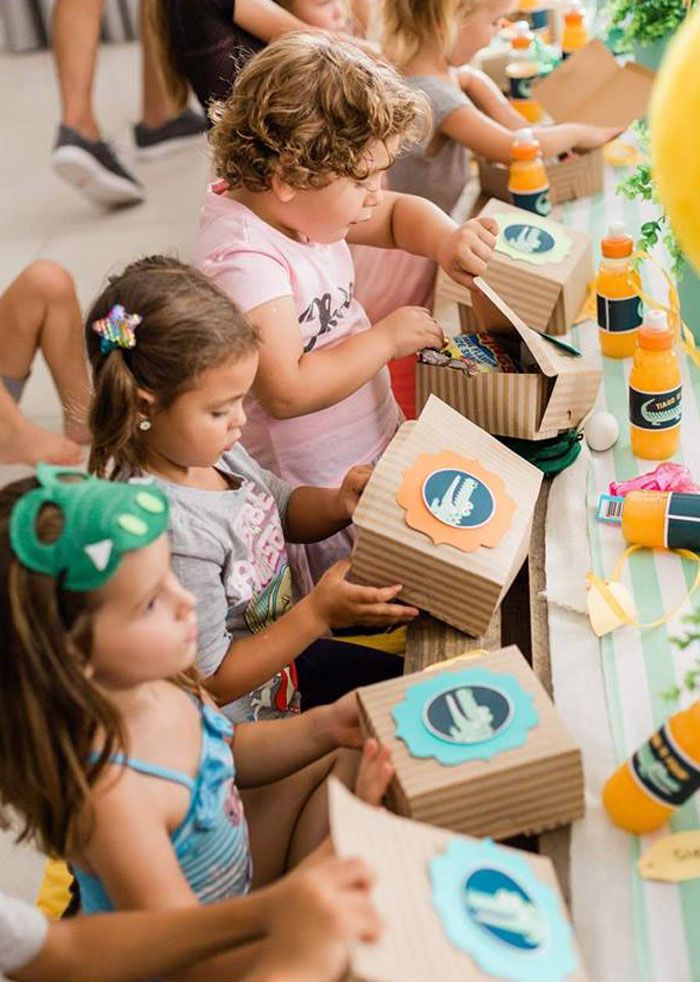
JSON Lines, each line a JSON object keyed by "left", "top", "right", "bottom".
{"left": 195, "top": 32, "right": 497, "bottom": 589}
{"left": 382, "top": 0, "right": 620, "bottom": 213}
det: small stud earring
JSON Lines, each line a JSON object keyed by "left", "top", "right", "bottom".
{"left": 83, "top": 662, "right": 95, "bottom": 680}
{"left": 138, "top": 418, "right": 152, "bottom": 432}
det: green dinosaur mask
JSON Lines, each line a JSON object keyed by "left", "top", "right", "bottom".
{"left": 9, "top": 463, "right": 169, "bottom": 591}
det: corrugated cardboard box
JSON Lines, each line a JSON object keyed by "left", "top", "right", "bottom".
{"left": 356, "top": 646, "right": 584, "bottom": 840}
{"left": 477, "top": 147, "right": 604, "bottom": 207}
{"left": 478, "top": 39, "right": 655, "bottom": 208}
{"left": 330, "top": 779, "right": 587, "bottom": 982}
{"left": 439, "top": 198, "right": 592, "bottom": 336}
{"left": 351, "top": 396, "right": 542, "bottom": 637}
{"left": 417, "top": 277, "right": 601, "bottom": 440}
{"left": 533, "top": 38, "right": 656, "bottom": 129}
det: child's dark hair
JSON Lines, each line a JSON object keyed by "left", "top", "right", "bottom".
{"left": 86, "top": 256, "right": 259, "bottom": 479}
{"left": 0, "top": 477, "right": 125, "bottom": 857}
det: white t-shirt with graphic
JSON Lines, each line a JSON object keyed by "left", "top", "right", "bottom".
{"left": 193, "top": 185, "right": 402, "bottom": 590}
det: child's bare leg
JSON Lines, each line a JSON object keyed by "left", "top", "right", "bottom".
{"left": 0, "top": 262, "right": 90, "bottom": 466}
{"left": 242, "top": 748, "right": 361, "bottom": 889}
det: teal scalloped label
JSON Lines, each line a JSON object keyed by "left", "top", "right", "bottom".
{"left": 494, "top": 211, "right": 572, "bottom": 267}
{"left": 430, "top": 839, "right": 578, "bottom": 981}
{"left": 392, "top": 668, "right": 538, "bottom": 766}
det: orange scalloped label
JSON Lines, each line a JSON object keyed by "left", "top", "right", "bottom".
{"left": 396, "top": 452, "right": 516, "bottom": 552}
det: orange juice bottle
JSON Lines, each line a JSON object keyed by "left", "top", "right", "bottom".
{"left": 629, "top": 310, "right": 682, "bottom": 460}
{"left": 603, "top": 702, "right": 700, "bottom": 834}
{"left": 597, "top": 490, "right": 700, "bottom": 551}
{"left": 561, "top": 1, "right": 589, "bottom": 59}
{"left": 597, "top": 221, "right": 643, "bottom": 359}
{"left": 507, "top": 128, "right": 551, "bottom": 216}
{"left": 506, "top": 21, "right": 542, "bottom": 124}
{"left": 517, "top": 0, "right": 550, "bottom": 40}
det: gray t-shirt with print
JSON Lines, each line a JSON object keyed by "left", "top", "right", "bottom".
{"left": 141, "top": 444, "right": 295, "bottom": 724}
{"left": 389, "top": 74, "right": 472, "bottom": 215}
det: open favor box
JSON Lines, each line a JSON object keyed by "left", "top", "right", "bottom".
{"left": 417, "top": 277, "right": 601, "bottom": 440}
{"left": 351, "top": 396, "right": 542, "bottom": 637}
{"left": 330, "top": 779, "right": 587, "bottom": 981}
{"left": 478, "top": 39, "right": 655, "bottom": 207}
{"left": 357, "top": 645, "right": 584, "bottom": 840}
{"left": 477, "top": 147, "right": 603, "bottom": 208}
{"left": 439, "top": 198, "right": 592, "bottom": 336}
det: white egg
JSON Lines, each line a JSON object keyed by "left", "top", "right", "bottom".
{"left": 585, "top": 412, "right": 619, "bottom": 453}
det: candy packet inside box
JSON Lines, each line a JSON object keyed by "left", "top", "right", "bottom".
{"left": 419, "top": 333, "right": 522, "bottom": 375}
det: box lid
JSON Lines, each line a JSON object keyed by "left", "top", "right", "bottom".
{"left": 353, "top": 395, "right": 543, "bottom": 589}
{"left": 471, "top": 278, "right": 601, "bottom": 435}
{"left": 329, "top": 778, "right": 587, "bottom": 982}
{"left": 478, "top": 198, "right": 592, "bottom": 328}
{"left": 534, "top": 39, "right": 655, "bottom": 128}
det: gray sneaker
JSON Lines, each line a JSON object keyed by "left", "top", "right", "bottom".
{"left": 133, "top": 106, "right": 207, "bottom": 159}
{"left": 51, "top": 125, "right": 145, "bottom": 208}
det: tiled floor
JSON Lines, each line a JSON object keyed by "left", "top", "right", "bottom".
{"left": 0, "top": 40, "right": 210, "bottom": 902}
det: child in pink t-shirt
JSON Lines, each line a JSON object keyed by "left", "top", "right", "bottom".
{"left": 194, "top": 31, "right": 497, "bottom": 590}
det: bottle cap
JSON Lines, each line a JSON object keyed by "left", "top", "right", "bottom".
{"left": 511, "top": 20, "right": 534, "bottom": 48}
{"left": 639, "top": 308, "right": 673, "bottom": 350}
{"left": 565, "top": 0, "right": 584, "bottom": 18}
{"left": 601, "top": 220, "right": 633, "bottom": 258}
{"left": 646, "top": 310, "right": 667, "bottom": 333}
{"left": 511, "top": 127, "right": 541, "bottom": 159}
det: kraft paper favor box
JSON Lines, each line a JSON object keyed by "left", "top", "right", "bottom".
{"left": 476, "top": 147, "right": 604, "bottom": 207}
{"left": 441, "top": 198, "right": 592, "bottom": 336}
{"left": 356, "top": 646, "right": 585, "bottom": 841}
{"left": 417, "top": 277, "right": 601, "bottom": 440}
{"left": 351, "top": 396, "right": 542, "bottom": 637}
{"left": 533, "top": 38, "right": 656, "bottom": 130}
{"left": 329, "top": 783, "right": 587, "bottom": 981}
{"left": 478, "top": 39, "right": 655, "bottom": 208}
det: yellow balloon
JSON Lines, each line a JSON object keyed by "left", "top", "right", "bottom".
{"left": 650, "top": 6, "right": 700, "bottom": 275}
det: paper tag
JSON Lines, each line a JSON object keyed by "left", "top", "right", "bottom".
{"left": 423, "top": 651, "right": 488, "bottom": 673}
{"left": 393, "top": 668, "right": 538, "bottom": 766}
{"left": 397, "top": 451, "right": 516, "bottom": 553}
{"left": 586, "top": 576, "right": 637, "bottom": 636}
{"left": 638, "top": 831, "right": 700, "bottom": 883}
{"left": 430, "top": 839, "right": 578, "bottom": 981}
{"left": 494, "top": 212, "right": 572, "bottom": 267}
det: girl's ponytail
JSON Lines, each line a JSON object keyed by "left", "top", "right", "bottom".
{"left": 89, "top": 349, "right": 143, "bottom": 479}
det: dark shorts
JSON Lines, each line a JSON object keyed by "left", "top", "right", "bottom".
{"left": 165, "top": 0, "right": 264, "bottom": 113}
{"left": 295, "top": 636, "right": 403, "bottom": 711}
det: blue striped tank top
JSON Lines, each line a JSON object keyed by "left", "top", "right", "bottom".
{"left": 75, "top": 699, "right": 252, "bottom": 911}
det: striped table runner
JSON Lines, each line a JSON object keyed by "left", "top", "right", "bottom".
{"left": 546, "top": 157, "right": 700, "bottom": 980}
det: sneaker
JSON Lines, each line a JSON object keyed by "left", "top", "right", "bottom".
{"left": 134, "top": 107, "right": 207, "bottom": 160}
{"left": 51, "top": 125, "right": 145, "bottom": 208}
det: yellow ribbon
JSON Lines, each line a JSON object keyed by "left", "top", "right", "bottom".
{"left": 575, "top": 253, "right": 700, "bottom": 369}
{"left": 587, "top": 545, "right": 700, "bottom": 632}
{"left": 633, "top": 251, "right": 700, "bottom": 369}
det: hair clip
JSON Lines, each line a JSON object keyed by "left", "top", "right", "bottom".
{"left": 92, "top": 304, "right": 142, "bottom": 354}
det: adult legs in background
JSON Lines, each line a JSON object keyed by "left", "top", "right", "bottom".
{"left": 0, "top": 261, "right": 91, "bottom": 466}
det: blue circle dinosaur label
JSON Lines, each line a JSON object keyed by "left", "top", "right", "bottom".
{"left": 422, "top": 469, "right": 495, "bottom": 530}
{"left": 503, "top": 222, "right": 556, "bottom": 256}
{"left": 464, "top": 868, "right": 547, "bottom": 952}
{"left": 422, "top": 683, "right": 513, "bottom": 746}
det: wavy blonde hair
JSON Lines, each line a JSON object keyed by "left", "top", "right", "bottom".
{"left": 381, "top": 0, "right": 489, "bottom": 67}
{"left": 209, "top": 31, "right": 430, "bottom": 191}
